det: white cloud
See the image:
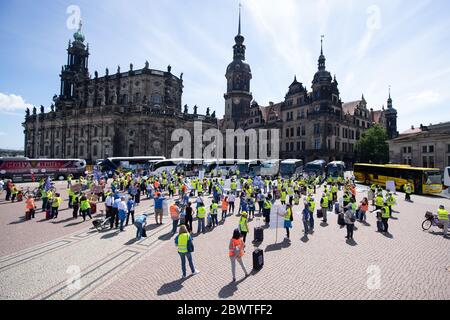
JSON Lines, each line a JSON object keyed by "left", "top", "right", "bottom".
{"left": 0, "top": 93, "right": 32, "bottom": 113}
{"left": 407, "top": 90, "right": 441, "bottom": 104}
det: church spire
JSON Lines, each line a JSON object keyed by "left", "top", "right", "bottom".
{"left": 318, "top": 35, "right": 326, "bottom": 71}
{"left": 238, "top": 2, "right": 242, "bottom": 35}
{"left": 387, "top": 85, "right": 393, "bottom": 108}
{"left": 233, "top": 3, "right": 246, "bottom": 61}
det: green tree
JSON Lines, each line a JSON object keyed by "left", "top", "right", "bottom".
{"left": 355, "top": 124, "right": 389, "bottom": 164}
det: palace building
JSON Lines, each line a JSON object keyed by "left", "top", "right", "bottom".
{"left": 220, "top": 9, "right": 398, "bottom": 165}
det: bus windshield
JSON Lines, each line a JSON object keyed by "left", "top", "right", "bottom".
{"left": 280, "top": 163, "right": 295, "bottom": 176}
{"left": 327, "top": 165, "right": 344, "bottom": 177}
{"left": 305, "top": 164, "right": 322, "bottom": 174}
{"left": 425, "top": 171, "right": 442, "bottom": 185}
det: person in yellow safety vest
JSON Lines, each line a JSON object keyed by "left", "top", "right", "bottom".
{"left": 287, "top": 186, "right": 294, "bottom": 205}
{"left": 51, "top": 193, "right": 62, "bottom": 219}
{"left": 79, "top": 196, "right": 93, "bottom": 221}
{"left": 68, "top": 188, "right": 74, "bottom": 209}
{"left": 239, "top": 211, "right": 249, "bottom": 243}
{"left": 381, "top": 203, "right": 391, "bottom": 234}
{"left": 437, "top": 205, "right": 449, "bottom": 238}
{"left": 326, "top": 187, "right": 333, "bottom": 210}
{"left": 386, "top": 192, "right": 396, "bottom": 217}
{"left": 196, "top": 204, "right": 206, "bottom": 234}
{"left": 375, "top": 193, "right": 384, "bottom": 211}
{"left": 280, "top": 189, "right": 287, "bottom": 205}
{"left": 175, "top": 225, "right": 199, "bottom": 278}
{"left": 210, "top": 201, "right": 219, "bottom": 228}
{"left": 343, "top": 191, "right": 351, "bottom": 207}
{"left": 231, "top": 180, "right": 237, "bottom": 194}
{"left": 331, "top": 184, "right": 338, "bottom": 202}
{"left": 404, "top": 183, "right": 413, "bottom": 202}
{"left": 263, "top": 198, "right": 272, "bottom": 225}
{"left": 320, "top": 193, "right": 329, "bottom": 223}
{"left": 196, "top": 180, "right": 203, "bottom": 196}
{"left": 284, "top": 204, "right": 293, "bottom": 240}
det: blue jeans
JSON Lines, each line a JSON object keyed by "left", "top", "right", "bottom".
{"left": 303, "top": 220, "right": 309, "bottom": 234}
{"left": 197, "top": 218, "right": 205, "bottom": 233}
{"left": 179, "top": 252, "right": 195, "bottom": 277}
{"left": 135, "top": 222, "right": 144, "bottom": 239}
{"left": 172, "top": 219, "right": 179, "bottom": 233}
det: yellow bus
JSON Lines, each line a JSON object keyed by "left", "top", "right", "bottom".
{"left": 353, "top": 163, "right": 442, "bottom": 195}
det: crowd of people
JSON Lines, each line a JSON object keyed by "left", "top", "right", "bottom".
{"left": 1, "top": 168, "right": 449, "bottom": 282}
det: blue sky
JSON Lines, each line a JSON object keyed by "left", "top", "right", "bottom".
{"left": 1, "top": 0, "right": 449, "bottom": 150}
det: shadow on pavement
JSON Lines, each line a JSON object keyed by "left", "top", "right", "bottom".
{"left": 51, "top": 217, "right": 74, "bottom": 224}
{"left": 9, "top": 217, "right": 27, "bottom": 225}
{"left": 360, "top": 221, "right": 371, "bottom": 227}
{"left": 101, "top": 230, "right": 120, "bottom": 239}
{"left": 429, "top": 231, "right": 450, "bottom": 239}
{"left": 124, "top": 238, "right": 139, "bottom": 245}
{"left": 64, "top": 221, "right": 85, "bottom": 227}
{"left": 158, "top": 232, "right": 174, "bottom": 241}
{"left": 265, "top": 239, "right": 291, "bottom": 252}
{"left": 157, "top": 276, "right": 190, "bottom": 296}
{"left": 145, "top": 224, "right": 161, "bottom": 232}
{"left": 320, "top": 222, "right": 329, "bottom": 227}
{"left": 300, "top": 235, "right": 309, "bottom": 243}
{"left": 218, "top": 276, "right": 249, "bottom": 299}
{"left": 382, "top": 232, "right": 394, "bottom": 239}
{"left": 346, "top": 239, "right": 358, "bottom": 246}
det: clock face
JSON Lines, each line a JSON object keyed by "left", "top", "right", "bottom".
{"left": 233, "top": 98, "right": 240, "bottom": 104}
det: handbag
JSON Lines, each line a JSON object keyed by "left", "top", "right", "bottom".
{"left": 187, "top": 238, "right": 194, "bottom": 252}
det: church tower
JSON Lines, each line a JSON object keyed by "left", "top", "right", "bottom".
{"left": 385, "top": 87, "right": 398, "bottom": 139}
{"left": 224, "top": 5, "right": 253, "bottom": 129}
{"left": 59, "top": 21, "right": 90, "bottom": 102}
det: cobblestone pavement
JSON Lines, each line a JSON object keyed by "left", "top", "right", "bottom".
{"left": 0, "top": 182, "right": 449, "bottom": 300}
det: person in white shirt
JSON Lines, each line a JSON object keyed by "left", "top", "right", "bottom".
{"left": 228, "top": 193, "right": 236, "bottom": 215}
{"left": 105, "top": 193, "right": 114, "bottom": 222}
{"left": 118, "top": 197, "right": 128, "bottom": 231}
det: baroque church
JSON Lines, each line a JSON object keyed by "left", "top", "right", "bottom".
{"left": 22, "top": 22, "right": 218, "bottom": 163}
{"left": 221, "top": 9, "right": 398, "bottom": 165}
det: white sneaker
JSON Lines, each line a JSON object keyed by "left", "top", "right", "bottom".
{"left": 192, "top": 270, "right": 200, "bottom": 275}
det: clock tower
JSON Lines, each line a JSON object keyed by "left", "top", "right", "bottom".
{"left": 224, "top": 5, "right": 253, "bottom": 130}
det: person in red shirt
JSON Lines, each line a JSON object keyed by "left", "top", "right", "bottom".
{"left": 228, "top": 228, "right": 249, "bottom": 282}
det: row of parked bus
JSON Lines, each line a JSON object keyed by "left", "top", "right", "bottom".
{"left": 2, "top": 156, "right": 446, "bottom": 195}
{"left": 95, "top": 156, "right": 347, "bottom": 180}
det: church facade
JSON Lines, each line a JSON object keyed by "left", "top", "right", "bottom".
{"left": 22, "top": 23, "right": 218, "bottom": 163}
{"left": 221, "top": 11, "right": 398, "bottom": 165}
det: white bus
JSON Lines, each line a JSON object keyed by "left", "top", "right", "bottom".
{"left": 175, "top": 159, "right": 205, "bottom": 177}
{"left": 280, "top": 159, "right": 304, "bottom": 178}
{"left": 259, "top": 159, "right": 281, "bottom": 177}
{"left": 98, "top": 156, "right": 165, "bottom": 172}
{"left": 150, "top": 159, "right": 185, "bottom": 175}
{"left": 203, "top": 159, "right": 238, "bottom": 177}
{"left": 236, "top": 159, "right": 262, "bottom": 177}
